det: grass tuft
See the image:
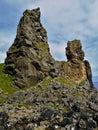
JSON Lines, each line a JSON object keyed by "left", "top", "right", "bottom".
{"left": 55, "top": 77, "right": 76, "bottom": 87}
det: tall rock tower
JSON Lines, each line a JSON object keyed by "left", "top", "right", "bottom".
{"left": 61, "top": 40, "right": 93, "bottom": 87}
{"left": 4, "top": 8, "right": 55, "bottom": 87}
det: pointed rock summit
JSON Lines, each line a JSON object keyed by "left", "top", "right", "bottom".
{"left": 4, "top": 8, "right": 55, "bottom": 87}
{"left": 4, "top": 8, "right": 93, "bottom": 88}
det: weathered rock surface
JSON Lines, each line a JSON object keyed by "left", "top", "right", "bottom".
{"left": 60, "top": 40, "right": 93, "bottom": 87}
{"left": 4, "top": 8, "right": 55, "bottom": 88}
{"left": 0, "top": 79, "right": 98, "bottom": 129}
{"left": 4, "top": 8, "right": 93, "bottom": 88}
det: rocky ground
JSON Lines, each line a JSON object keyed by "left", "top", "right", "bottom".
{"left": 0, "top": 77, "right": 98, "bottom": 130}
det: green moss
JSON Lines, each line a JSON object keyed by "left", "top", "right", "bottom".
{"left": 0, "top": 96, "right": 7, "bottom": 103}
{"left": 75, "top": 92, "right": 84, "bottom": 98}
{"left": 0, "top": 63, "right": 19, "bottom": 102}
{"left": 79, "top": 80, "right": 86, "bottom": 86}
{"left": 21, "top": 103, "right": 31, "bottom": 109}
{"left": 63, "top": 106, "right": 69, "bottom": 112}
{"left": 41, "top": 77, "right": 52, "bottom": 87}
{"left": 55, "top": 77, "right": 76, "bottom": 87}
{"left": 34, "top": 41, "right": 49, "bottom": 55}
{"left": 34, "top": 85, "right": 42, "bottom": 93}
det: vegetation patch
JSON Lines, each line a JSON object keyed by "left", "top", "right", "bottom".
{"left": 79, "top": 80, "right": 87, "bottom": 86}
{"left": 55, "top": 77, "right": 76, "bottom": 87}
{"left": 63, "top": 106, "right": 70, "bottom": 112}
{"left": 75, "top": 92, "right": 84, "bottom": 98}
{"left": 0, "top": 63, "right": 19, "bottom": 102}
{"left": 41, "top": 77, "right": 52, "bottom": 87}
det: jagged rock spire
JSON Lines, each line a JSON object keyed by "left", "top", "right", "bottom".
{"left": 4, "top": 8, "right": 55, "bottom": 88}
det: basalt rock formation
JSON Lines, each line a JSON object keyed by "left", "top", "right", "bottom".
{"left": 4, "top": 8, "right": 93, "bottom": 88}
{"left": 4, "top": 8, "right": 56, "bottom": 88}
{"left": 60, "top": 40, "right": 93, "bottom": 87}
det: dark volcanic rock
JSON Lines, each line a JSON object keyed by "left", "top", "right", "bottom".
{"left": 4, "top": 8, "right": 55, "bottom": 87}
{"left": 0, "top": 79, "right": 98, "bottom": 129}
{"left": 66, "top": 40, "right": 84, "bottom": 62}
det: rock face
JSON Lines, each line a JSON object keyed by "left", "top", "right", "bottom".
{"left": 4, "top": 8, "right": 93, "bottom": 88}
{"left": 60, "top": 40, "right": 93, "bottom": 87}
{"left": 4, "top": 8, "right": 55, "bottom": 87}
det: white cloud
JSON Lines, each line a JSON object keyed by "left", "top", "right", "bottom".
{"left": 3, "top": 0, "right": 36, "bottom": 12}
{"left": 0, "top": 32, "right": 15, "bottom": 62}
{"left": 33, "top": 0, "right": 98, "bottom": 41}
{"left": 5, "top": 0, "right": 33, "bottom": 6}
{"left": 49, "top": 42, "right": 67, "bottom": 61}
{"left": 85, "top": 43, "right": 98, "bottom": 76}
{"left": 33, "top": 0, "right": 98, "bottom": 76}
{"left": 0, "top": 52, "right": 6, "bottom": 63}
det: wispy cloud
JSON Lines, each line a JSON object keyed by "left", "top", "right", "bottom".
{"left": 34, "top": 0, "right": 98, "bottom": 76}
{"left": 49, "top": 41, "right": 67, "bottom": 61}
{"left": 0, "top": 52, "right": 6, "bottom": 63}
{"left": 0, "top": 32, "right": 15, "bottom": 62}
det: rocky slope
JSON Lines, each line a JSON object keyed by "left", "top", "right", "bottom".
{"left": 0, "top": 78, "right": 98, "bottom": 130}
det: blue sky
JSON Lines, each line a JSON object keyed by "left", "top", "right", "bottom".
{"left": 0, "top": 0, "right": 98, "bottom": 79}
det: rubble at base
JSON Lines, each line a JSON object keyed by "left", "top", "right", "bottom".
{"left": 0, "top": 79, "right": 98, "bottom": 130}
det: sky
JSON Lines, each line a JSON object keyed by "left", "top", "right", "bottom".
{"left": 0, "top": 0, "right": 98, "bottom": 79}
